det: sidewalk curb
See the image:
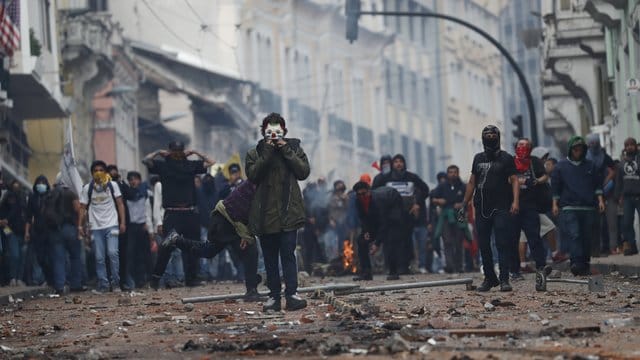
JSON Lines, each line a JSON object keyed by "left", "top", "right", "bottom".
{"left": 0, "top": 287, "right": 49, "bottom": 306}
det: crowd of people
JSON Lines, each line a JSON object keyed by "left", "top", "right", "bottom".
{"left": 1, "top": 115, "right": 639, "bottom": 309}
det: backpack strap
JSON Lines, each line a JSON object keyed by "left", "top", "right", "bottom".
{"left": 87, "top": 181, "right": 118, "bottom": 213}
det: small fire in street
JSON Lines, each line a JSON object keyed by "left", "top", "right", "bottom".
{"left": 342, "top": 240, "right": 357, "bottom": 273}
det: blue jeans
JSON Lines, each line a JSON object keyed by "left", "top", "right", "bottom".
{"left": 50, "top": 224, "right": 82, "bottom": 291}
{"left": 199, "top": 226, "right": 211, "bottom": 279}
{"left": 162, "top": 248, "right": 185, "bottom": 284}
{"left": 513, "top": 207, "right": 546, "bottom": 269}
{"left": 558, "top": 209, "right": 596, "bottom": 267}
{"left": 260, "top": 231, "right": 298, "bottom": 299}
{"left": 476, "top": 210, "right": 513, "bottom": 282}
{"left": 91, "top": 226, "right": 120, "bottom": 290}
{"left": 622, "top": 196, "right": 640, "bottom": 248}
{"left": 6, "top": 233, "right": 25, "bottom": 281}
{"left": 413, "top": 225, "right": 430, "bottom": 270}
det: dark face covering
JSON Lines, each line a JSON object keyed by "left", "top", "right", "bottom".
{"left": 482, "top": 125, "right": 501, "bottom": 160}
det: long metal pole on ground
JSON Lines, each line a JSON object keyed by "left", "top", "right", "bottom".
{"left": 340, "top": 278, "right": 473, "bottom": 294}
{"left": 181, "top": 278, "right": 474, "bottom": 303}
{"left": 181, "top": 283, "right": 360, "bottom": 304}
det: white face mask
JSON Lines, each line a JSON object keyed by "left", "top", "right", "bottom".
{"left": 264, "top": 124, "right": 284, "bottom": 141}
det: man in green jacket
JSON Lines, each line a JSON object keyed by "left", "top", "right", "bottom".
{"left": 246, "top": 113, "right": 311, "bottom": 312}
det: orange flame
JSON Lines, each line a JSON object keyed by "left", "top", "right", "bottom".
{"left": 342, "top": 240, "right": 357, "bottom": 273}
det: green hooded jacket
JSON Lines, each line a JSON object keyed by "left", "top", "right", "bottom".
{"left": 245, "top": 138, "right": 310, "bottom": 235}
{"left": 567, "top": 135, "right": 587, "bottom": 163}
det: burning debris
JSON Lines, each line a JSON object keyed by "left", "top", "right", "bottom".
{"left": 342, "top": 240, "right": 357, "bottom": 274}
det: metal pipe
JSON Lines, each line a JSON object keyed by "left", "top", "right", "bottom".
{"left": 340, "top": 278, "right": 473, "bottom": 294}
{"left": 547, "top": 279, "right": 589, "bottom": 285}
{"left": 181, "top": 283, "right": 360, "bottom": 304}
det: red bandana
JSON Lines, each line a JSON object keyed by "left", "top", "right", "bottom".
{"left": 514, "top": 144, "right": 532, "bottom": 173}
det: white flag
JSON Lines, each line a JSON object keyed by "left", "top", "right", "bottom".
{"left": 59, "top": 119, "right": 83, "bottom": 195}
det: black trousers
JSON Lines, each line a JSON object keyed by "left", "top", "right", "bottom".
{"left": 126, "top": 223, "right": 150, "bottom": 288}
{"left": 152, "top": 209, "right": 200, "bottom": 285}
{"left": 199, "top": 213, "right": 258, "bottom": 290}
{"left": 476, "top": 209, "right": 513, "bottom": 282}
{"left": 357, "top": 223, "right": 403, "bottom": 276}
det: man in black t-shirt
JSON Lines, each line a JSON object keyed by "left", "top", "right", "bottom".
{"left": 144, "top": 141, "right": 215, "bottom": 289}
{"left": 461, "top": 125, "right": 519, "bottom": 292}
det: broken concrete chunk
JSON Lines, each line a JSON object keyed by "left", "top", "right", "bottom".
{"left": 385, "top": 333, "right": 411, "bottom": 353}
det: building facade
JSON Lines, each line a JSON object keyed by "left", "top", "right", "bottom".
{"left": 499, "top": 0, "right": 548, "bottom": 149}
{"left": 433, "top": 0, "right": 506, "bottom": 176}
{"left": 540, "top": 0, "right": 607, "bottom": 154}
{"left": 1, "top": 0, "right": 69, "bottom": 186}
{"left": 584, "top": 0, "right": 640, "bottom": 157}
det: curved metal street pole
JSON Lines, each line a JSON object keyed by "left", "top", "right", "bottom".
{"left": 357, "top": 10, "right": 538, "bottom": 145}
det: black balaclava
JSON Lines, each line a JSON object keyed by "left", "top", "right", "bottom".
{"left": 481, "top": 125, "right": 501, "bottom": 160}
{"left": 391, "top": 154, "right": 406, "bottom": 180}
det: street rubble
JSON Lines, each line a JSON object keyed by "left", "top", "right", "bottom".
{"left": 0, "top": 272, "right": 639, "bottom": 359}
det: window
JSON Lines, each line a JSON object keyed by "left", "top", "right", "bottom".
{"left": 32, "top": 0, "right": 53, "bottom": 52}
{"left": 410, "top": 72, "right": 418, "bottom": 109}
{"left": 395, "top": 0, "right": 402, "bottom": 32}
{"left": 89, "top": 0, "right": 108, "bottom": 11}
{"left": 358, "top": 126, "right": 374, "bottom": 150}
{"left": 385, "top": 61, "right": 393, "bottom": 100}
{"left": 426, "top": 146, "right": 435, "bottom": 182}
{"left": 397, "top": 65, "right": 404, "bottom": 104}
{"left": 352, "top": 78, "right": 364, "bottom": 125}
{"left": 422, "top": 78, "right": 431, "bottom": 116}
{"left": 402, "top": 135, "right": 410, "bottom": 159}
{"left": 414, "top": 140, "right": 424, "bottom": 178}
{"left": 408, "top": 1, "right": 416, "bottom": 41}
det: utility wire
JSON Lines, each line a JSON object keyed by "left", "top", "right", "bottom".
{"left": 141, "top": 0, "right": 200, "bottom": 52}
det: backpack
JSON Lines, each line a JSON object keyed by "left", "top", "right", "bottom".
{"left": 86, "top": 180, "right": 117, "bottom": 213}
{"left": 43, "top": 188, "right": 65, "bottom": 229}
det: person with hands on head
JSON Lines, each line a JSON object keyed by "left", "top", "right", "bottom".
{"left": 144, "top": 141, "right": 215, "bottom": 289}
{"left": 551, "top": 136, "right": 605, "bottom": 276}
{"left": 245, "top": 113, "right": 310, "bottom": 312}
{"left": 460, "top": 125, "right": 519, "bottom": 293}
{"left": 352, "top": 181, "right": 405, "bottom": 281}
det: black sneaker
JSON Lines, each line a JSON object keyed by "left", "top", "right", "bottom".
{"left": 243, "top": 288, "right": 264, "bottom": 302}
{"left": 500, "top": 280, "right": 513, "bottom": 292}
{"left": 353, "top": 273, "right": 373, "bottom": 281}
{"left": 285, "top": 294, "right": 307, "bottom": 311}
{"left": 386, "top": 274, "right": 400, "bottom": 281}
{"left": 570, "top": 263, "right": 589, "bottom": 276}
{"left": 149, "top": 275, "right": 161, "bottom": 291}
{"left": 262, "top": 297, "right": 281, "bottom": 312}
{"left": 510, "top": 273, "right": 524, "bottom": 281}
{"left": 476, "top": 278, "right": 500, "bottom": 292}
{"left": 161, "top": 230, "right": 182, "bottom": 248}
{"left": 624, "top": 245, "right": 639, "bottom": 256}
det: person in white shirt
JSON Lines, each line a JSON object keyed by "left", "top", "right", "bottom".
{"left": 79, "top": 160, "right": 126, "bottom": 293}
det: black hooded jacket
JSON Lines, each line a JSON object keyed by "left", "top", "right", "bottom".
{"left": 371, "top": 154, "right": 430, "bottom": 225}
{"left": 356, "top": 186, "right": 404, "bottom": 246}
{"left": 26, "top": 175, "right": 50, "bottom": 233}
